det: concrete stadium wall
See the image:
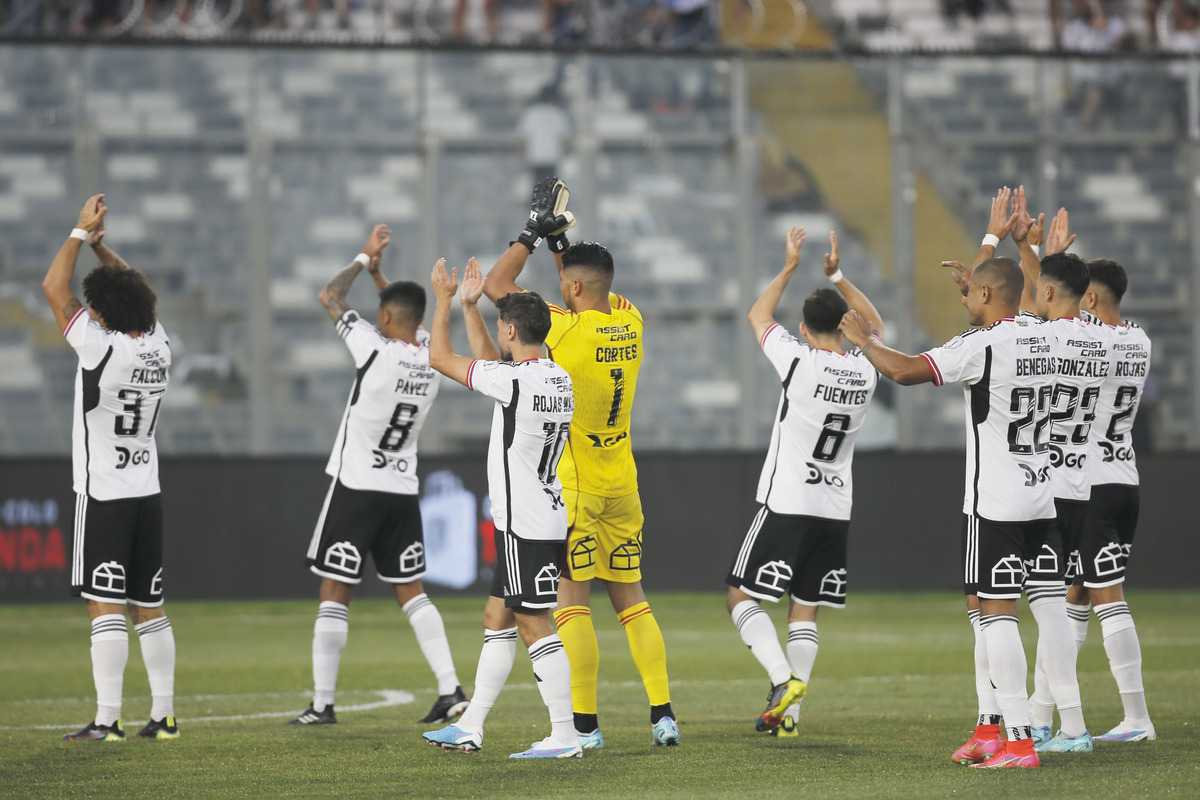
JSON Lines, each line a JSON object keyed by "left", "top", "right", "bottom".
{"left": 1, "top": 453, "right": 1196, "bottom": 603}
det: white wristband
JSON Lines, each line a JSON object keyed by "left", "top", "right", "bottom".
{"left": 827, "top": 269, "right": 844, "bottom": 284}
{"left": 1030, "top": 244, "right": 1041, "bottom": 257}
{"left": 353, "top": 252, "right": 370, "bottom": 268}
{"left": 981, "top": 234, "right": 1000, "bottom": 248}
{"left": 69, "top": 228, "right": 89, "bottom": 241}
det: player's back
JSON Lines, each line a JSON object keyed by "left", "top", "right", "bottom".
{"left": 1089, "top": 319, "right": 1151, "bottom": 487}
{"left": 1044, "top": 315, "right": 1110, "bottom": 501}
{"left": 327, "top": 313, "right": 440, "bottom": 494}
{"left": 923, "top": 314, "right": 1057, "bottom": 522}
{"left": 755, "top": 323, "right": 877, "bottom": 521}
{"left": 67, "top": 312, "right": 171, "bottom": 501}
{"left": 470, "top": 358, "right": 574, "bottom": 540}
{"left": 544, "top": 294, "right": 641, "bottom": 497}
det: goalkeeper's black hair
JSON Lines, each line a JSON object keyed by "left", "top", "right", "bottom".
{"left": 1039, "top": 252, "right": 1090, "bottom": 300}
{"left": 496, "top": 291, "right": 552, "bottom": 346}
{"left": 561, "top": 242, "right": 614, "bottom": 276}
{"left": 1085, "top": 258, "right": 1128, "bottom": 303}
{"left": 82, "top": 265, "right": 157, "bottom": 334}
{"left": 802, "top": 288, "right": 849, "bottom": 336}
{"left": 379, "top": 281, "right": 426, "bottom": 325}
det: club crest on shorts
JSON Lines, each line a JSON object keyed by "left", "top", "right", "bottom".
{"left": 570, "top": 536, "right": 597, "bottom": 570}
{"left": 1093, "top": 542, "right": 1126, "bottom": 577}
{"left": 756, "top": 560, "right": 793, "bottom": 594}
{"left": 991, "top": 555, "right": 1025, "bottom": 589}
{"left": 400, "top": 542, "right": 425, "bottom": 573}
{"left": 609, "top": 541, "right": 641, "bottom": 571}
{"left": 535, "top": 564, "right": 561, "bottom": 597}
{"left": 325, "top": 541, "right": 362, "bottom": 574}
{"left": 1031, "top": 544, "right": 1059, "bottom": 576}
{"left": 150, "top": 567, "right": 164, "bottom": 596}
{"left": 819, "top": 568, "right": 848, "bottom": 598}
{"left": 92, "top": 561, "right": 126, "bottom": 593}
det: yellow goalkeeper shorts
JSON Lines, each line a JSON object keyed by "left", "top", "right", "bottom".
{"left": 563, "top": 489, "right": 644, "bottom": 583}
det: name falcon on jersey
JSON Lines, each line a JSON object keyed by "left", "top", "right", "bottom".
{"left": 130, "top": 366, "right": 168, "bottom": 384}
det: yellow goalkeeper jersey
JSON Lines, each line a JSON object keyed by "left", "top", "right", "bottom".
{"left": 544, "top": 293, "right": 642, "bottom": 498}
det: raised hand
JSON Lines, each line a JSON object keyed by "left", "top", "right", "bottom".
{"left": 77, "top": 194, "right": 107, "bottom": 232}
{"left": 783, "top": 226, "right": 806, "bottom": 271}
{"left": 1045, "top": 207, "right": 1075, "bottom": 255}
{"left": 987, "top": 187, "right": 1014, "bottom": 240}
{"left": 1026, "top": 212, "right": 1046, "bottom": 248}
{"left": 838, "top": 309, "right": 872, "bottom": 348}
{"left": 363, "top": 224, "right": 392, "bottom": 260}
{"left": 430, "top": 258, "right": 459, "bottom": 303}
{"left": 87, "top": 215, "right": 106, "bottom": 247}
{"left": 823, "top": 231, "right": 840, "bottom": 277}
{"left": 460, "top": 257, "right": 485, "bottom": 306}
{"left": 942, "top": 260, "right": 971, "bottom": 297}
{"left": 1009, "top": 185, "right": 1034, "bottom": 243}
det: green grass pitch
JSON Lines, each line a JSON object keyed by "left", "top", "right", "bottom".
{"left": 1, "top": 591, "right": 1197, "bottom": 799}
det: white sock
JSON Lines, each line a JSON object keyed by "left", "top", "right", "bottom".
{"left": 313, "top": 601, "right": 349, "bottom": 712}
{"left": 135, "top": 616, "right": 176, "bottom": 720}
{"left": 402, "top": 594, "right": 460, "bottom": 695}
{"left": 91, "top": 614, "right": 128, "bottom": 727}
{"left": 1030, "top": 641, "right": 1056, "bottom": 730}
{"left": 969, "top": 609, "right": 1002, "bottom": 721}
{"left": 1028, "top": 592, "right": 1086, "bottom": 737}
{"left": 1096, "top": 601, "right": 1150, "bottom": 722}
{"left": 528, "top": 634, "right": 576, "bottom": 745}
{"left": 457, "top": 627, "right": 517, "bottom": 733}
{"left": 1066, "top": 602, "right": 1091, "bottom": 650}
{"left": 731, "top": 601, "right": 792, "bottom": 685}
{"left": 980, "top": 614, "right": 1031, "bottom": 741}
{"left": 785, "top": 621, "right": 818, "bottom": 684}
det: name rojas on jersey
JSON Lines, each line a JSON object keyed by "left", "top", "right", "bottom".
{"left": 756, "top": 323, "right": 878, "bottom": 521}
{"left": 1086, "top": 317, "right": 1151, "bottom": 487}
{"left": 467, "top": 358, "right": 575, "bottom": 542}
{"left": 65, "top": 308, "right": 171, "bottom": 501}
{"left": 326, "top": 311, "right": 440, "bottom": 495}
{"left": 921, "top": 315, "right": 1059, "bottom": 523}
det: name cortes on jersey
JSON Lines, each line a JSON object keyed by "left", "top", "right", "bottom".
{"left": 65, "top": 308, "right": 171, "bottom": 501}
{"left": 755, "top": 323, "right": 878, "bottom": 521}
{"left": 325, "top": 311, "right": 440, "bottom": 495}
{"left": 920, "top": 315, "right": 1057, "bottom": 523}
{"left": 466, "top": 358, "right": 574, "bottom": 541}
{"left": 1087, "top": 318, "right": 1151, "bottom": 487}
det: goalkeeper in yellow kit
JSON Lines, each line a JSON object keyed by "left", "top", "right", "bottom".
{"left": 482, "top": 178, "right": 678, "bottom": 748}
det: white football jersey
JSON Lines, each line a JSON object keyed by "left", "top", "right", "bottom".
{"left": 325, "top": 310, "right": 440, "bottom": 494}
{"left": 920, "top": 315, "right": 1057, "bottom": 522}
{"left": 1042, "top": 315, "right": 1111, "bottom": 501}
{"left": 65, "top": 307, "right": 171, "bottom": 501}
{"left": 1088, "top": 319, "right": 1151, "bottom": 487}
{"left": 467, "top": 358, "right": 574, "bottom": 542}
{"left": 754, "top": 323, "right": 878, "bottom": 521}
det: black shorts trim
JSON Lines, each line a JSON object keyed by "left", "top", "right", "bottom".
{"left": 962, "top": 514, "right": 1063, "bottom": 600}
{"left": 306, "top": 480, "right": 426, "bottom": 585}
{"left": 1078, "top": 484, "right": 1139, "bottom": 588}
{"left": 725, "top": 506, "right": 849, "bottom": 608}
{"left": 489, "top": 529, "right": 564, "bottom": 610}
{"left": 71, "top": 492, "right": 165, "bottom": 606}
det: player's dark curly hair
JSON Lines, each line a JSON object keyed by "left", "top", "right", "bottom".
{"left": 1039, "top": 252, "right": 1090, "bottom": 300}
{"left": 1085, "top": 258, "right": 1128, "bottom": 303}
{"left": 81, "top": 265, "right": 157, "bottom": 334}
{"left": 496, "top": 291, "right": 552, "bottom": 346}
{"left": 561, "top": 242, "right": 614, "bottom": 275}
{"left": 803, "top": 288, "right": 850, "bottom": 335}
{"left": 379, "top": 280, "right": 426, "bottom": 325}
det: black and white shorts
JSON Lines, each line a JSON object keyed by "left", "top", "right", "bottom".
{"left": 1055, "top": 498, "right": 1089, "bottom": 583}
{"left": 725, "top": 506, "right": 849, "bottom": 608}
{"left": 489, "top": 529, "right": 564, "bottom": 611}
{"left": 72, "top": 493, "right": 165, "bottom": 607}
{"left": 1078, "top": 483, "right": 1139, "bottom": 589}
{"left": 306, "top": 480, "right": 426, "bottom": 585}
{"left": 962, "top": 514, "right": 1064, "bottom": 600}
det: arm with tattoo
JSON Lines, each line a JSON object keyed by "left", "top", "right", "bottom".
{"left": 318, "top": 259, "right": 365, "bottom": 322}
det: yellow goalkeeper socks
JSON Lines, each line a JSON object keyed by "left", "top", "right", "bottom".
{"left": 618, "top": 602, "right": 671, "bottom": 707}
{"left": 553, "top": 605, "right": 599, "bottom": 717}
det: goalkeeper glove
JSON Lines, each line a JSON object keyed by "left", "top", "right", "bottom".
{"left": 515, "top": 176, "right": 576, "bottom": 253}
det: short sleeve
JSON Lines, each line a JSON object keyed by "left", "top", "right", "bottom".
{"left": 335, "top": 310, "right": 384, "bottom": 368}
{"left": 758, "top": 322, "right": 810, "bottom": 381}
{"left": 466, "top": 360, "right": 515, "bottom": 404}
{"left": 920, "top": 333, "right": 985, "bottom": 387}
{"left": 64, "top": 308, "right": 113, "bottom": 368}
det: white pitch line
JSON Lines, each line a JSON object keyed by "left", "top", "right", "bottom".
{"left": 1, "top": 689, "right": 414, "bottom": 732}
